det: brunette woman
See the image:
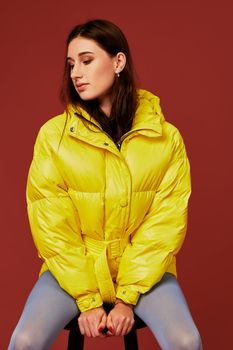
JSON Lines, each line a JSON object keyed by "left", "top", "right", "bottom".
{"left": 8, "top": 19, "right": 203, "bottom": 350}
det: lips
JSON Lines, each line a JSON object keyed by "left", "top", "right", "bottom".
{"left": 76, "top": 83, "right": 89, "bottom": 91}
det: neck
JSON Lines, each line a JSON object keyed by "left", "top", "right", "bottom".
{"left": 99, "top": 97, "right": 112, "bottom": 117}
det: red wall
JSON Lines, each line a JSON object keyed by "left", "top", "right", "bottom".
{"left": 1, "top": 1, "right": 232, "bottom": 349}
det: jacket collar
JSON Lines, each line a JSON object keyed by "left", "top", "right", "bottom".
{"left": 132, "top": 89, "right": 164, "bottom": 137}
{"left": 66, "top": 89, "right": 165, "bottom": 143}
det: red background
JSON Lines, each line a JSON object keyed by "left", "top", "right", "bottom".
{"left": 1, "top": 0, "right": 232, "bottom": 349}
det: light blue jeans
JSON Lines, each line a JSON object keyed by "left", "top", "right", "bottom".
{"left": 8, "top": 271, "right": 203, "bottom": 350}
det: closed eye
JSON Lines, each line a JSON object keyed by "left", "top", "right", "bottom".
{"left": 83, "top": 60, "right": 92, "bottom": 65}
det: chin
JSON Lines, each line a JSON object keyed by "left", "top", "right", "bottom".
{"left": 77, "top": 91, "right": 99, "bottom": 101}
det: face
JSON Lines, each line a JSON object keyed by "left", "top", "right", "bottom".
{"left": 67, "top": 36, "right": 119, "bottom": 109}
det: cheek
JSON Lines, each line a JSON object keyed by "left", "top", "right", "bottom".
{"left": 92, "top": 61, "right": 115, "bottom": 85}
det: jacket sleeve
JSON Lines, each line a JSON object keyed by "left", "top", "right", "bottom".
{"left": 115, "top": 128, "right": 192, "bottom": 305}
{"left": 26, "top": 125, "right": 103, "bottom": 312}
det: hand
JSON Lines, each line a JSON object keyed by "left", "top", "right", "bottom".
{"left": 78, "top": 306, "right": 107, "bottom": 338}
{"left": 106, "top": 301, "right": 135, "bottom": 336}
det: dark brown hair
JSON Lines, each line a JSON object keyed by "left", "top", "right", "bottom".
{"left": 60, "top": 19, "right": 138, "bottom": 143}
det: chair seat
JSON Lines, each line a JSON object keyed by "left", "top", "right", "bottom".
{"left": 64, "top": 304, "right": 147, "bottom": 350}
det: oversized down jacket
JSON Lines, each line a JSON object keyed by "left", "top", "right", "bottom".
{"left": 26, "top": 88, "right": 191, "bottom": 313}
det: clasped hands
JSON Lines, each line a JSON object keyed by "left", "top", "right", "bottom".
{"left": 78, "top": 299, "right": 135, "bottom": 338}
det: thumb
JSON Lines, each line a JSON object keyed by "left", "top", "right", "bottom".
{"left": 106, "top": 313, "right": 114, "bottom": 335}
{"left": 98, "top": 312, "right": 107, "bottom": 332}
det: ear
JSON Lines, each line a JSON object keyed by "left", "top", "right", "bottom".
{"left": 114, "top": 52, "right": 126, "bottom": 74}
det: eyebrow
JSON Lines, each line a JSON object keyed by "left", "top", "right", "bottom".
{"left": 66, "top": 51, "right": 95, "bottom": 61}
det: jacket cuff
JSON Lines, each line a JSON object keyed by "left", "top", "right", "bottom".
{"left": 116, "top": 286, "right": 140, "bottom": 305}
{"left": 76, "top": 293, "right": 103, "bottom": 313}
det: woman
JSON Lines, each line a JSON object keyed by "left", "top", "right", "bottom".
{"left": 8, "top": 19, "right": 203, "bottom": 349}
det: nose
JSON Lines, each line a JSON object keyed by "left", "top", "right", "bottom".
{"left": 70, "top": 63, "right": 83, "bottom": 79}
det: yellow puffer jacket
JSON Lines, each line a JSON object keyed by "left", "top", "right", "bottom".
{"left": 26, "top": 89, "right": 191, "bottom": 313}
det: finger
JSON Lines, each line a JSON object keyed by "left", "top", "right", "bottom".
{"left": 124, "top": 319, "right": 135, "bottom": 335}
{"left": 92, "top": 311, "right": 107, "bottom": 338}
{"left": 77, "top": 319, "right": 85, "bottom": 335}
{"left": 106, "top": 314, "right": 114, "bottom": 335}
{"left": 88, "top": 319, "right": 99, "bottom": 338}
{"left": 106, "top": 331, "right": 114, "bottom": 337}
{"left": 82, "top": 321, "right": 92, "bottom": 338}
{"left": 121, "top": 320, "right": 132, "bottom": 336}
{"left": 98, "top": 312, "right": 107, "bottom": 333}
{"left": 114, "top": 317, "right": 125, "bottom": 336}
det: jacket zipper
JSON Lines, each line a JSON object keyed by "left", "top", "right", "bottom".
{"left": 74, "top": 112, "right": 154, "bottom": 151}
{"left": 74, "top": 112, "right": 130, "bottom": 151}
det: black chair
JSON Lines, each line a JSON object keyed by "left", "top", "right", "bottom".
{"left": 64, "top": 304, "right": 147, "bottom": 350}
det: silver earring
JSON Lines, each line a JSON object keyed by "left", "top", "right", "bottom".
{"left": 116, "top": 72, "right": 120, "bottom": 77}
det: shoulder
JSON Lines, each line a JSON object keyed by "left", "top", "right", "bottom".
{"left": 38, "top": 111, "right": 68, "bottom": 139}
{"left": 163, "top": 121, "right": 185, "bottom": 145}
{"left": 33, "top": 111, "right": 69, "bottom": 155}
{"left": 163, "top": 121, "right": 188, "bottom": 159}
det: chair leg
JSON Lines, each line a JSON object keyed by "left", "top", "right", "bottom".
{"left": 67, "top": 325, "right": 84, "bottom": 350}
{"left": 124, "top": 328, "right": 139, "bottom": 350}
